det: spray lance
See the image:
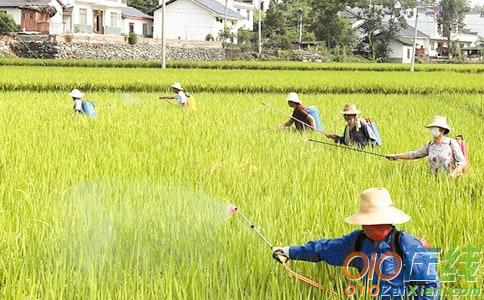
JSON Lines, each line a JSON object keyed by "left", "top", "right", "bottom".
{"left": 226, "top": 204, "right": 332, "bottom": 293}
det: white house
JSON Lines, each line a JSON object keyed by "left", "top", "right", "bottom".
{"left": 388, "top": 26, "right": 429, "bottom": 63}
{"left": 121, "top": 6, "right": 153, "bottom": 37}
{"left": 153, "top": 0, "right": 244, "bottom": 41}
{"left": 464, "top": 13, "right": 484, "bottom": 37}
{"left": 63, "top": 0, "right": 126, "bottom": 35}
{"left": 232, "top": 0, "right": 254, "bottom": 31}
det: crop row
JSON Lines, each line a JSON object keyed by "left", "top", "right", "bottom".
{"left": 1, "top": 66, "right": 483, "bottom": 94}
{"left": 1, "top": 58, "right": 484, "bottom": 73}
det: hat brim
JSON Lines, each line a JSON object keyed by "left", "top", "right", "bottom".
{"left": 170, "top": 85, "right": 183, "bottom": 90}
{"left": 287, "top": 99, "right": 301, "bottom": 103}
{"left": 344, "top": 208, "right": 411, "bottom": 225}
{"left": 341, "top": 110, "right": 361, "bottom": 115}
{"left": 69, "top": 92, "right": 84, "bottom": 98}
{"left": 425, "top": 124, "right": 450, "bottom": 131}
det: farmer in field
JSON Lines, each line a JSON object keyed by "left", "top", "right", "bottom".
{"left": 159, "top": 82, "right": 195, "bottom": 109}
{"left": 69, "top": 89, "right": 96, "bottom": 117}
{"left": 280, "top": 93, "right": 316, "bottom": 131}
{"left": 386, "top": 116, "right": 466, "bottom": 177}
{"left": 325, "top": 103, "right": 377, "bottom": 149}
{"left": 272, "top": 187, "right": 440, "bottom": 300}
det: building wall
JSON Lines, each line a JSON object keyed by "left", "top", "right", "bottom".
{"left": 154, "top": 0, "right": 227, "bottom": 40}
{"left": 464, "top": 14, "right": 484, "bottom": 37}
{"left": 49, "top": 0, "right": 64, "bottom": 35}
{"left": 389, "top": 40, "right": 412, "bottom": 63}
{"left": 233, "top": 4, "right": 253, "bottom": 31}
{"left": 122, "top": 18, "right": 153, "bottom": 37}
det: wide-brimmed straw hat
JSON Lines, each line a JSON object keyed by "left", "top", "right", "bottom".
{"left": 68, "top": 89, "right": 84, "bottom": 99}
{"left": 287, "top": 92, "right": 301, "bottom": 104}
{"left": 344, "top": 188, "right": 411, "bottom": 225}
{"left": 170, "top": 82, "right": 183, "bottom": 90}
{"left": 425, "top": 115, "right": 450, "bottom": 132}
{"left": 340, "top": 103, "right": 361, "bottom": 115}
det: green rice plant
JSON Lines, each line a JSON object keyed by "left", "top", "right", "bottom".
{"left": 0, "top": 66, "right": 483, "bottom": 94}
{"left": 0, "top": 90, "right": 481, "bottom": 298}
{"left": 0, "top": 58, "right": 483, "bottom": 73}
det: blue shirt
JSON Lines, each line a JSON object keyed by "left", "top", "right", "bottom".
{"left": 289, "top": 229, "right": 440, "bottom": 299}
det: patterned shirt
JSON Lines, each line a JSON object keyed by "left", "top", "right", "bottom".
{"left": 409, "top": 137, "right": 466, "bottom": 173}
{"left": 174, "top": 91, "right": 188, "bottom": 106}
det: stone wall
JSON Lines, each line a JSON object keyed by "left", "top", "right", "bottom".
{"left": 7, "top": 35, "right": 225, "bottom": 61}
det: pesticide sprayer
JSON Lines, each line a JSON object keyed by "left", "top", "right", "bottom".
{"left": 227, "top": 204, "right": 332, "bottom": 293}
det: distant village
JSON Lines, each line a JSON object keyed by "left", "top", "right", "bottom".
{"left": 1, "top": 0, "right": 483, "bottom": 62}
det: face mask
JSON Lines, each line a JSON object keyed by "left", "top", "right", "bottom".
{"left": 429, "top": 127, "right": 441, "bottom": 137}
{"left": 362, "top": 225, "right": 392, "bottom": 241}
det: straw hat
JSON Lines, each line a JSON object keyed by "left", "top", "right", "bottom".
{"left": 170, "top": 82, "right": 183, "bottom": 90}
{"left": 68, "top": 89, "right": 84, "bottom": 99}
{"left": 340, "top": 103, "right": 361, "bottom": 115}
{"left": 344, "top": 188, "right": 411, "bottom": 225}
{"left": 287, "top": 92, "right": 301, "bottom": 104}
{"left": 425, "top": 115, "right": 450, "bottom": 132}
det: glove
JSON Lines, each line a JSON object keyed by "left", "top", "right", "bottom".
{"left": 272, "top": 247, "right": 289, "bottom": 264}
{"left": 385, "top": 154, "right": 397, "bottom": 161}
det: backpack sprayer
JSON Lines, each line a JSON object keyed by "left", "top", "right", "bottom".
{"left": 227, "top": 204, "right": 333, "bottom": 293}
{"left": 261, "top": 102, "right": 386, "bottom": 158}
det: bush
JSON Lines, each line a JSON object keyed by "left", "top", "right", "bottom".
{"left": 0, "top": 12, "right": 21, "bottom": 33}
{"left": 205, "top": 34, "right": 214, "bottom": 41}
{"left": 127, "top": 32, "right": 138, "bottom": 45}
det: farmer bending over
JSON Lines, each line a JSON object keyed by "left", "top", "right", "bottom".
{"left": 325, "top": 103, "right": 376, "bottom": 149}
{"left": 386, "top": 116, "right": 466, "bottom": 177}
{"left": 280, "top": 93, "right": 316, "bottom": 131}
{"left": 273, "top": 187, "right": 440, "bottom": 299}
{"left": 159, "top": 82, "right": 188, "bottom": 108}
{"left": 69, "top": 89, "right": 85, "bottom": 114}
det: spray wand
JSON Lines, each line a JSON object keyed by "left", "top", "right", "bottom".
{"left": 227, "top": 204, "right": 332, "bottom": 293}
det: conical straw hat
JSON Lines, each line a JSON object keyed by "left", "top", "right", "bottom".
{"left": 170, "top": 82, "right": 183, "bottom": 90}
{"left": 344, "top": 188, "right": 411, "bottom": 225}
{"left": 286, "top": 92, "right": 301, "bottom": 104}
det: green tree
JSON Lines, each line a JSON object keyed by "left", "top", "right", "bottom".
{"left": 0, "top": 12, "right": 21, "bottom": 33}
{"left": 437, "top": 0, "right": 469, "bottom": 58}
{"left": 127, "top": 0, "right": 158, "bottom": 14}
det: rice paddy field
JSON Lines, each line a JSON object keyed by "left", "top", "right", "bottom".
{"left": 0, "top": 62, "right": 482, "bottom": 299}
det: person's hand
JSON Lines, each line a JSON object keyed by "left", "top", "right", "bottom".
{"left": 449, "top": 171, "right": 460, "bottom": 178}
{"left": 272, "top": 247, "right": 289, "bottom": 264}
{"left": 279, "top": 124, "right": 288, "bottom": 130}
{"left": 386, "top": 154, "right": 398, "bottom": 161}
{"left": 325, "top": 133, "right": 337, "bottom": 140}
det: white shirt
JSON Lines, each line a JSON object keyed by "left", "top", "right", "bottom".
{"left": 174, "top": 91, "right": 187, "bottom": 106}
{"left": 73, "top": 99, "right": 83, "bottom": 112}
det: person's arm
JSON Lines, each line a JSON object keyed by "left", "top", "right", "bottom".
{"left": 74, "top": 99, "right": 83, "bottom": 113}
{"left": 400, "top": 233, "right": 440, "bottom": 300}
{"left": 287, "top": 231, "right": 360, "bottom": 266}
{"left": 449, "top": 140, "right": 466, "bottom": 177}
{"left": 387, "top": 143, "right": 430, "bottom": 161}
{"left": 159, "top": 95, "right": 175, "bottom": 99}
{"left": 281, "top": 118, "right": 294, "bottom": 129}
{"left": 325, "top": 127, "right": 345, "bottom": 144}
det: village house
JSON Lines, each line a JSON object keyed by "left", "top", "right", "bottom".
{"left": 121, "top": 6, "right": 153, "bottom": 37}
{"left": 152, "top": 0, "right": 245, "bottom": 41}
{"left": 0, "top": 0, "right": 63, "bottom": 34}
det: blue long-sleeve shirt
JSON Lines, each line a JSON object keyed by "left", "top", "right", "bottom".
{"left": 289, "top": 229, "right": 440, "bottom": 299}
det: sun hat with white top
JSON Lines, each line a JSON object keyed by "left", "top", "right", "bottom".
{"left": 340, "top": 103, "right": 361, "bottom": 115}
{"left": 287, "top": 92, "right": 301, "bottom": 104}
{"left": 170, "top": 82, "right": 183, "bottom": 91}
{"left": 425, "top": 115, "right": 451, "bottom": 132}
{"left": 344, "top": 187, "right": 411, "bottom": 225}
{"left": 68, "top": 89, "right": 84, "bottom": 99}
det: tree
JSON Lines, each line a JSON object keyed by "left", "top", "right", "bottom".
{"left": 354, "top": 0, "right": 413, "bottom": 61}
{"left": 127, "top": 0, "right": 158, "bottom": 14}
{"left": 436, "top": 0, "right": 469, "bottom": 58}
{"left": 0, "top": 12, "right": 21, "bottom": 33}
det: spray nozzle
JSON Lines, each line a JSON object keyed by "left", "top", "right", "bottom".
{"left": 227, "top": 204, "right": 238, "bottom": 217}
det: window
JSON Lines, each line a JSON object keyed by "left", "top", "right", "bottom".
{"left": 142, "top": 23, "right": 147, "bottom": 36}
{"left": 110, "top": 12, "right": 117, "bottom": 27}
{"left": 129, "top": 22, "right": 134, "bottom": 33}
{"left": 407, "top": 48, "right": 411, "bottom": 59}
{"left": 247, "top": 10, "right": 250, "bottom": 21}
{"left": 430, "top": 42, "right": 435, "bottom": 50}
{"left": 79, "top": 8, "right": 87, "bottom": 25}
